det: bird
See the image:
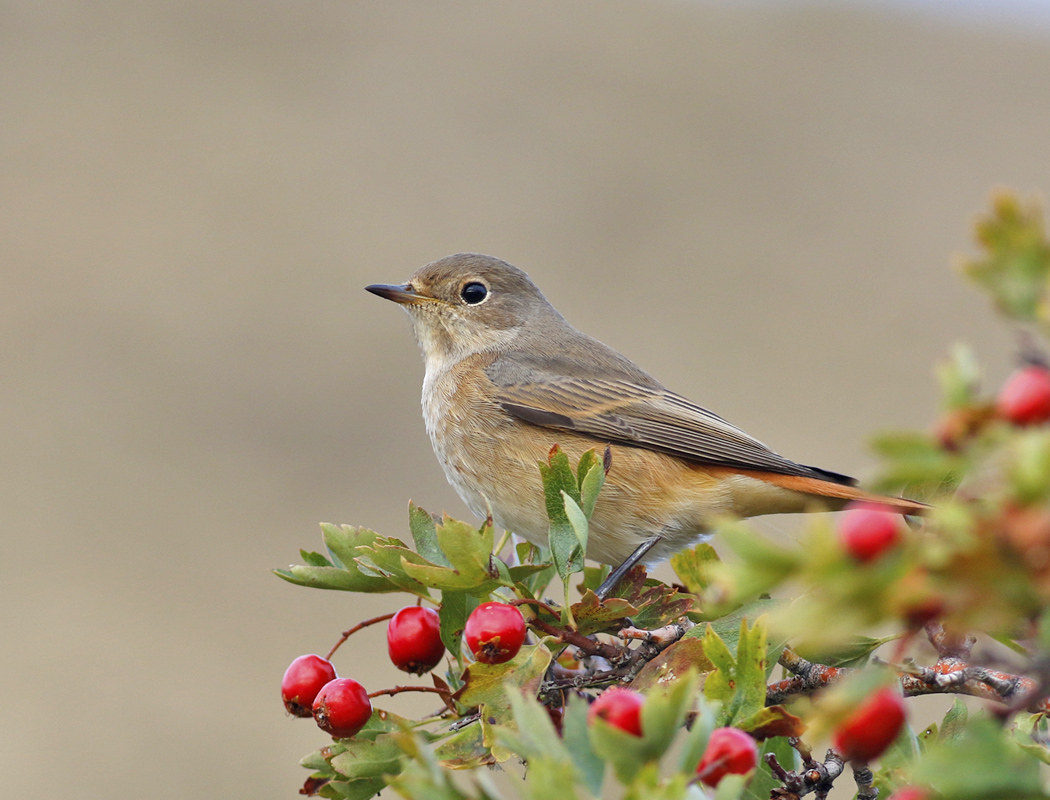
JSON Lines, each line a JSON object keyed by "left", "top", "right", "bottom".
{"left": 367, "top": 253, "right": 924, "bottom": 599}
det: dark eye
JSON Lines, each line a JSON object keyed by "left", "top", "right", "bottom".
{"left": 460, "top": 282, "right": 488, "bottom": 305}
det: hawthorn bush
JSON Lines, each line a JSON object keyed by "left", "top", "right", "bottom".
{"left": 277, "top": 193, "right": 1050, "bottom": 799}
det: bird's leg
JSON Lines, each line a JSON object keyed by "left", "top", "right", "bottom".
{"left": 594, "top": 534, "right": 662, "bottom": 601}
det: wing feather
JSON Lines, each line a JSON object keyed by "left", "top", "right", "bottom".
{"left": 486, "top": 362, "right": 856, "bottom": 486}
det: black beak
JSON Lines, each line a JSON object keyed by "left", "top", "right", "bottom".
{"left": 365, "top": 283, "right": 427, "bottom": 305}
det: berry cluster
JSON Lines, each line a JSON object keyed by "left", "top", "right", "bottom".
{"left": 280, "top": 602, "right": 527, "bottom": 740}
{"left": 281, "top": 600, "right": 760, "bottom": 788}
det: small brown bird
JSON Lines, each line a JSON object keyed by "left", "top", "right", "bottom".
{"left": 367, "top": 253, "right": 923, "bottom": 597}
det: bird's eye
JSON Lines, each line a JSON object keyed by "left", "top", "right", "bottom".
{"left": 460, "top": 282, "right": 488, "bottom": 305}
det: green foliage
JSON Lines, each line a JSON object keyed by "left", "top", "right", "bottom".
{"left": 279, "top": 194, "right": 1050, "bottom": 800}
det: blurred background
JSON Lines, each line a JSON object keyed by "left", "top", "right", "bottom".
{"left": 4, "top": 1, "right": 1050, "bottom": 796}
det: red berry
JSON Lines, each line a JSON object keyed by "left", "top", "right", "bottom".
{"left": 696, "top": 727, "right": 758, "bottom": 787}
{"left": 832, "top": 687, "right": 907, "bottom": 762}
{"left": 387, "top": 606, "right": 446, "bottom": 674}
{"left": 998, "top": 365, "right": 1050, "bottom": 426}
{"left": 587, "top": 687, "right": 644, "bottom": 736}
{"left": 312, "top": 678, "right": 373, "bottom": 738}
{"left": 839, "top": 503, "right": 902, "bottom": 563}
{"left": 463, "top": 602, "right": 526, "bottom": 664}
{"left": 887, "top": 789, "right": 929, "bottom": 800}
{"left": 281, "top": 654, "right": 337, "bottom": 717}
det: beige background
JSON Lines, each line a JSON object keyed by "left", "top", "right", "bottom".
{"left": 3, "top": 1, "right": 1049, "bottom": 797}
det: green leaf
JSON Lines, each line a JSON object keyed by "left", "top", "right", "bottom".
{"left": 318, "top": 778, "right": 386, "bottom": 800}
{"left": 275, "top": 526, "right": 400, "bottom": 592}
{"left": 622, "top": 763, "right": 690, "bottom": 800}
{"left": 793, "top": 634, "right": 897, "bottom": 669}
{"left": 438, "top": 591, "right": 477, "bottom": 660}
{"left": 540, "top": 446, "right": 583, "bottom": 581}
{"left": 353, "top": 536, "right": 433, "bottom": 598}
{"left": 677, "top": 699, "right": 717, "bottom": 773}
{"left": 457, "top": 642, "right": 553, "bottom": 709}
{"left": 563, "top": 492, "right": 589, "bottom": 561}
{"left": 495, "top": 689, "right": 571, "bottom": 764}
{"left": 562, "top": 694, "right": 605, "bottom": 795}
{"left": 908, "top": 714, "right": 1048, "bottom": 798}
{"left": 329, "top": 734, "right": 403, "bottom": 779}
{"left": 432, "top": 721, "right": 491, "bottom": 769}
{"left": 408, "top": 503, "right": 449, "bottom": 567}
{"left": 869, "top": 431, "right": 965, "bottom": 496}
{"left": 962, "top": 192, "right": 1050, "bottom": 324}
{"left": 300, "top": 548, "right": 333, "bottom": 567}
{"left": 578, "top": 450, "right": 607, "bottom": 519}
{"left": 401, "top": 557, "right": 500, "bottom": 595}
{"left": 670, "top": 543, "right": 720, "bottom": 595}
{"left": 746, "top": 737, "right": 796, "bottom": 800}
{"left": 515, "top": 540, "right": 557, "bottom": 597}
{"left": 936, "top": 343, "right": 982, "bottom": 410}
{"left": 702, "top": 619, "right": 767, "bottom": 726}
{"left": 518, "top": 757, "right": 581, "bottom": 800}
{"left": 940, "top": 697, "right": 969, "bottom": 742}
{"left": 436, "top": 516, "right": 495, "bottom": 578}
{"left": 273, "top": 564, "right": 399, "bottom": 593}
{"left": 716, "top": 522, "right": 800, "bottom": 600}
{"left": 1013, "top": 712, "right": 1050, "bottom": 766}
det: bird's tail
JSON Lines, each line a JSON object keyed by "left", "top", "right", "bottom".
{"left": 726, "top": 468, "right": 929, "bottom": 515}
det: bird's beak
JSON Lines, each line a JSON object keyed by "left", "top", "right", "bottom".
{"left": 365, "top": 283, "right": 432, "bottom": 305}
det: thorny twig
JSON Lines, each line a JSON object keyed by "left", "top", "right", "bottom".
{"left": 534, "top": 618, "right": 692, "bottom": 698}
{"left": 768, "top": 739, "right": 844, "bottom": 799}
{"left": 767, "top": 623, "right": 1050, "bottom": 714}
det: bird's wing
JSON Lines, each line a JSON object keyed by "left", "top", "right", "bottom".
{"left": 485, "top": 361, "right": 856, "bottom": 486}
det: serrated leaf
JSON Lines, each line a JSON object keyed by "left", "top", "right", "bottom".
{"left": 457, "top": 642, "right": 553, "bottom": 708}
{"left": 329, "top": 734, "right": 403, "bottom": 779}
{"left": 703, "top": 619, "right": 767, "bottom": 725}
{"left": 408, "top": 503, "right": 449, "bottom": 567}
{"left": 353, "top": 536, "right": 433, "bottom": 597}
{"left": 401, "top": 557, "right": 501, "bottom": 595}
{"left": 627, "top": 584, "right": 695, "bottom": 630}
{"left": 670, "top": 542, "right": 720, "bottom": 595}
{"left": 436, "top": 516, "right": 495, "bottom": 577}
{"left": 571, "top": 590, "right": 637, "bottom": 636}
{"left": 274, "top": 564, "right": 397, "bottom": 593}
{"left": 540, "top": 446, "right": 584, "bottom": 581}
